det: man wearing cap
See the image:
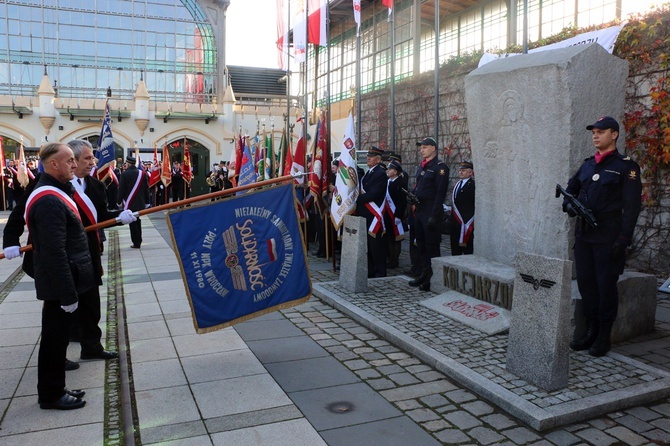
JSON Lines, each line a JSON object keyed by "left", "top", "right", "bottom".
{"left": 562, "top": 116, "right": 641, "bottom": 357}
{"left": 449, "top": 161, "right": 475, "bottom": 255}
{"left": 409, "top": 137, "right": 449, "bottom": 291}
{"left": 356, "top": 146, "right": 388, "bottom": 277}
{"left": 384, "top": 160, "right": 407, "bottom": 268}
{"left": 118, "top": 155, "right": 150, "bottom": 249}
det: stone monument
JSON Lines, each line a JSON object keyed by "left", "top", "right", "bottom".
{"left": 464, "top": 43, "right": 628, "bottom": 265}
{"left": 339, "top": 215, "right": 368, "bottom": 293}
{"left": 506, "top": 252, "right": 572, "bottom": 391}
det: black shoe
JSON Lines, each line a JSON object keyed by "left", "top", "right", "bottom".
{"left": 65, "top": 359, "right": 80, "bottom": 371}
{"left": 81, "top": 350, "right": 119, "bottom": 360}
{"left": 65, "top": 388, "right": 86, "bottom": 399}
{"left": 408, "top": 276, "right": 424, "bottom": 287}
{"left": 39, "top": 394, "right": 86, "bottom": 410}
{"left": 589, "top": 321, "right": 614, "bottom": 357}
{"left": 130, "top": 245, "right": 140, "bottom": 249}
{"left": 419, "top": 282, "right": 431, "bottom": 292}
{"left": 570, "top": 319, "right": 599, "bottom": 351}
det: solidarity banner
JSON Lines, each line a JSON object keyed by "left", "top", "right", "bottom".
{"left": 167, "top": 184, "right": 312, "bottom": 333}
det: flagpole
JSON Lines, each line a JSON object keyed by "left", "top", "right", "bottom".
{"left": 356, "top": 12, "right": 362, "bottom": 152}
{"left": 390, "top": 6, "right": 396, "bottom": 153}
{"left": 1, "top": 174, "right": 302, "bottom": 259}
{"left": 434, "top": 0, "right": 440, "bottom": 142}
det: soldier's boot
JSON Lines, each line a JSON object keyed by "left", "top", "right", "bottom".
{"left": 408, "top": 271, "right": 426, "bottom": 287}
{"left": 569, "top": 319, "right": 599, "bottom": 351}
{"left": 418, "top": 267, "right": 433, "bottom": 292}
{"left": 589, "top": 320, "right": 614, "bottom": 357}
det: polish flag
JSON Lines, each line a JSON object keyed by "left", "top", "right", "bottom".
{"left": 276, "top": 0, "right": 289, "bottom": 69}
{"left": 353, "top": 0, "right": 361, "bottom": 33}
{"left": 307, "top": 0, "right": 327, "bottom": 47}
{"left": 382, "top": 0, "right": 392, "bottom": 15}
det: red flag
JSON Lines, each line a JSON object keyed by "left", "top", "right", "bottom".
{"left": 160, "top": 144, "right": 172, "bottom": 187}
{"left": 309, "top": 112, "right": 329, "bottom": 215}
{"left": 382, "top": 0, "right": 393, "bottom": 10}
{"left": 233, "top": 132, "right": 244, "bottom": 185}
{"left": 307, "top": 0, "right": 328, "bottom": 46}
{"left": 276, "top": 0, "right": 289, "bottom": 69}
{"left": 0, "top": 137, "right": 5, "bottom": 173}
{"left": 183, "top": 139, "right": 193, "bottom": 184}
{"left": 149, "top": 144, "right": 161, "bottom": 188}
{"left": 283, "top": 132, "right": 293, "bottom": 177}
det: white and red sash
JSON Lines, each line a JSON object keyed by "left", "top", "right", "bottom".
{"left": 384, "top": 188, "right": 405, "bottom": 241}
{"left": 123, "top": 170, "right": 144, "bottom": 210}
{"left": 25, "top": 185, "right": 80, "bottom": 230}
{"left": 451, "top": 179, "right": 474, "bottom": 245}
{"left": 364, "top": 199, "right": 385, "bottom": 236}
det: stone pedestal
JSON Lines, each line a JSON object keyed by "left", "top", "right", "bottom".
{"left": 339, "top": 215, "right": 368, "bottom": 293}
{"left": 507, "top": 252, "right": 572, "bottom": 392}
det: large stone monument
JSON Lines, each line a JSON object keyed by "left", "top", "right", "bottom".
{"left": 507, "top": 252, "right": 572, "bottom": 391}
{"left": 339, "top": 215, "right": 368, "bottom": 293}
{"left": 465, "top": 43, "right": 628, "bottom": 264}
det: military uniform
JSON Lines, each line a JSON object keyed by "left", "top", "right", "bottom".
{"left": 411, "top": 150, "right": 449, "bottom": 290}
{"left": 564, "top": 116, "right": 642, "bottom": 357}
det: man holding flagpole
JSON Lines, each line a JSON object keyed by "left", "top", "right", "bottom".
{"left": 118, "top": 155, "right": 150, "bottom": 249}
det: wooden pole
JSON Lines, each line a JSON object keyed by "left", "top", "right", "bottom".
{"left": 0, "top": 174, "right": 298, "bottom": 259}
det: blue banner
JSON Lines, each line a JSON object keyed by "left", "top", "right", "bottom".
{"left": 167, "top": 183, "right": 312, "bottom": 333}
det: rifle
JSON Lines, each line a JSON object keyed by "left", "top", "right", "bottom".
{"left": 401, "top": 188, "right": 420, "bottom": 205}
{"left": 555, "top": 184, "right": 598, "bottom": 228}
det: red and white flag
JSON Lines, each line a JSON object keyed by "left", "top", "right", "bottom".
{"left": 293, "top": 0, "right": 307, "bottom": 63}
{"left": 382, "top": 0, "right": 392, "bottom": 15}
{"left": 353, "top": 0, "right": 361, "bottom": 33}
{"left": 276, "top": 0, "right": 289, "bottom": 69}
{"left": 307, "top": 0, "right": 327, "bottom": 47}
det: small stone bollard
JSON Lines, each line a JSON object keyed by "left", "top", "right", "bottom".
{"left": 339, "top": 215, "right": 368, "bottom": 293}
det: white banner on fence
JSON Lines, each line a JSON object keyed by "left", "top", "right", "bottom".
{"left": 478, "top": 25, "right": 625, "bottom": 68}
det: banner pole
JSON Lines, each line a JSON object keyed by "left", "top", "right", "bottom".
{"left": 1, "top": 174, "right": 299, "bottom": 259}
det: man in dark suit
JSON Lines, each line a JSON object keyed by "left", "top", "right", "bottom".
{"left": 384, "top": 160, "right": 407, "bottom": 268}
{"left": 68, "top": 140, "right": 136, "bottom": 359}
{"left": 118, "top": 155, "right": 150, "bottom": 248}
{"left": 449, "top": 161, "right": 475, "bottom": 255}
{"left": 356, "top": 146, "right": 387, "bottom": 278}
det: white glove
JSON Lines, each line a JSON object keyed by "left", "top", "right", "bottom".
{"left": 145, "top": 204, "right": 151, "bottom": 209}
{"left": 4, "top": 246, "right": 21, "bottom": 259}
{"left": 118, "top": 210, "right": 137, "bottom": 224}
{"left": 61, "top": 302, "right": 78, "bottom": 313}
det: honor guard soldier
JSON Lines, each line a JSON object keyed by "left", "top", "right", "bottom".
{"left": 408, "top": 137, "right": 449, "bottom": 291}
{"left": 356, "top": 146, "right": 388, "bottom": 278}
{"left": 449, "top": 161, "right": 475, "bottom": 255}
{"left": 562, "top": 116, "right": 642, "bottom": 357}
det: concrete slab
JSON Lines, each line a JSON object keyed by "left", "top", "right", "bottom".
{"left": 419, "top": 291, "right": 511, "bottom": 335}
{"left": 320, "top": 416, "right": 442, "bottom": 446}
{"left": 127, "top": 320, "right": 171, "bottom": 340}
{"left": 129, "top": 337, "right": 178, "bottom": 363}
{"left": 172, "top": 328, "right": 248, "bottom": 357}
{"left": 234, "top": 317, "right": 306, "bottom": 341}
{"left": 135, "top": 385, "right": 202, "bottom": 429}
{"left": 181, "top": 349, "right": 267, "bottom": 383}
{"left": 0, "top": 423, "right": 103, "bottom": 446}
{"left": 0, "top": 345, "right": 34, "bottom": 369}
{"left": 0, "top": 368, "right": 23, "bottom": 399}
{"left": 205, "top": 405, "right": 304, "bottom": 434}
{"left": 288, "top": 382, "right": 401, "bottom": 431}
{"left": 265, "top": 356, "right": 360, "bottom": 392}
{"left": 191, "top": 375, "right": 293, "bottom": 418}
{"left": 139, "top": 420, "right": 208, "bottom": 445}
{"left": 245, "top": 335, "right": 330, "bottom": 364}
{"left": 0, "top": 327, "right": 40, "bottom": 347}
{"left": 210, "top": 418, "right": 327, "bottom": 446}
{"left": 132, "top": 358, "right": 188, "bottom": 391}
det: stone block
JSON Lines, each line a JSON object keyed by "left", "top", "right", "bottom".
{"left": 430, "top": 255, "right": 515, "bottom": 310}
{"left": 506, "top": 252, "right": 572, "bottom": 391}
{"left": 465, "top": 43, "right": 629, "bottom": 266}
{"left": 339, "top": 215, "right": 367, "bottom": 293}
{"left": 572, "top": 271, "right": 657, "bottom": 343}
{"left": 420, "top": 291, "right": 511, "bottom": 335}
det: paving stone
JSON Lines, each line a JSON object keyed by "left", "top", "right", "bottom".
{"left": 360, "top": 352, "right": 385, "bottom": 361}
{"left": 587, "top": 417, "right": 617, "bottom": 430}
{"left": 501, "top": 427, "right": 541, "bottom": 443}
{"left": 406, "top": 364, "right": 433, "bottom": 374}
{"left": 388, "top": 352, "right": 411, "bottom": 361}
{"left": 388, "top": 372, "right": 421, "bottom": 386}
{"left": 574, "top": 427, "right": 618, "bottom": 445}
{"left": 397, "top": 358, "right": 421, "bottom": 367}
{"left": 434, "top": 428, "right": 471, "bottom": 444}
{"left": 396, "top": 399, "right": 422, "bottom": 411}
{"left": 481, "top": 413, "right": 518, "bottom": 430}
{"left": 380, "top": 381, "right": 458, "bottom": 402}
{"left": 343, "top": 359, "right": 369, "bottom": 371}
{"left": 625, "top": 406, "right": 663, "bottom": 421}
{"left": 462, "top": 400, "right": 495, "bottom": 417}
{"left": 543, "top": 429, "right": 581, "bottom": 446}
{"left": 605, "top": 426, "right": 648, "bottom": 446}
{"left": 443, "top": 410, "right": 482, "bottom": 430}
{"left": 406, "top": 408, "right": 440, "bottom": 423}
{"left": 316, "top": 339, "right": 340, "bottom": 347}
{"left": 377, "top": 364, "right": 405, "bottom": 376}
{"left": 468, "top": 426, "right": 506, "bottom": 445}
{"left": 332, "top": 351, "right": 359, "bottom": 361}
{"left": 355, "top": 368, "right": 381, "bottom": 380}
{"left": 422, "top": 419, "right": 451, "bottom": 432}
{"left": 649, "top": 403, "right": 670, "bottom": 418}
{"left": 615, "top": 414, "right": 655, "bottom": 434}
{"left": 444, "top": 389, "right": 479, "bottom": 404}
{"left": 650, "top": 417, "right": 670, "bottom": 431}
{"left": 415, "top": 370, "right": 447, "bottom": 382}
{"left": 370, "top": 359, "right": 392, "bottom": 367}
{"left": 367, "top": 378, "right": 396, "bottom": 391}
{"left": 419, "top": 394, "right": 450, "bottom": 408}
{"left": 643, "top": 428, "right": 670, "bottom": 444}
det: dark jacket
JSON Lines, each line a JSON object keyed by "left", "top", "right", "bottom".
{"left": 27, "top": 173, "right": 93, "bottom": 305}
{"left": 118, "top": 165, "right": 150, "bottom": 211}
{"left": 356, "top": 164, "right": 387, "bottom": 232}
{"left": 414, "top": 157, "right": 450, "bottom": 221}
{"left": 565, "top": 150, "right": 642, "bottom": 244}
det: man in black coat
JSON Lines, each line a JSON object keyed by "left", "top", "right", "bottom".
{"left": 26, "top": 142, "right": 93, "bottom": 410}
{"left": 384, "top": 160, "right": 407, "bottom": 268}
{"left": 356, "top": 146, "right": 387, "bottom": 278}
{"left": 118, "top": 155, "right": 150, "bottom": 248}
{"left": 67, "top": 140, "right": 136, "bottom": 358}
{"left": 409, "top": 137, "right": 449, "bottom": 291}
{"left": 449, "top": 161, "right": 475, "bottom": 255}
